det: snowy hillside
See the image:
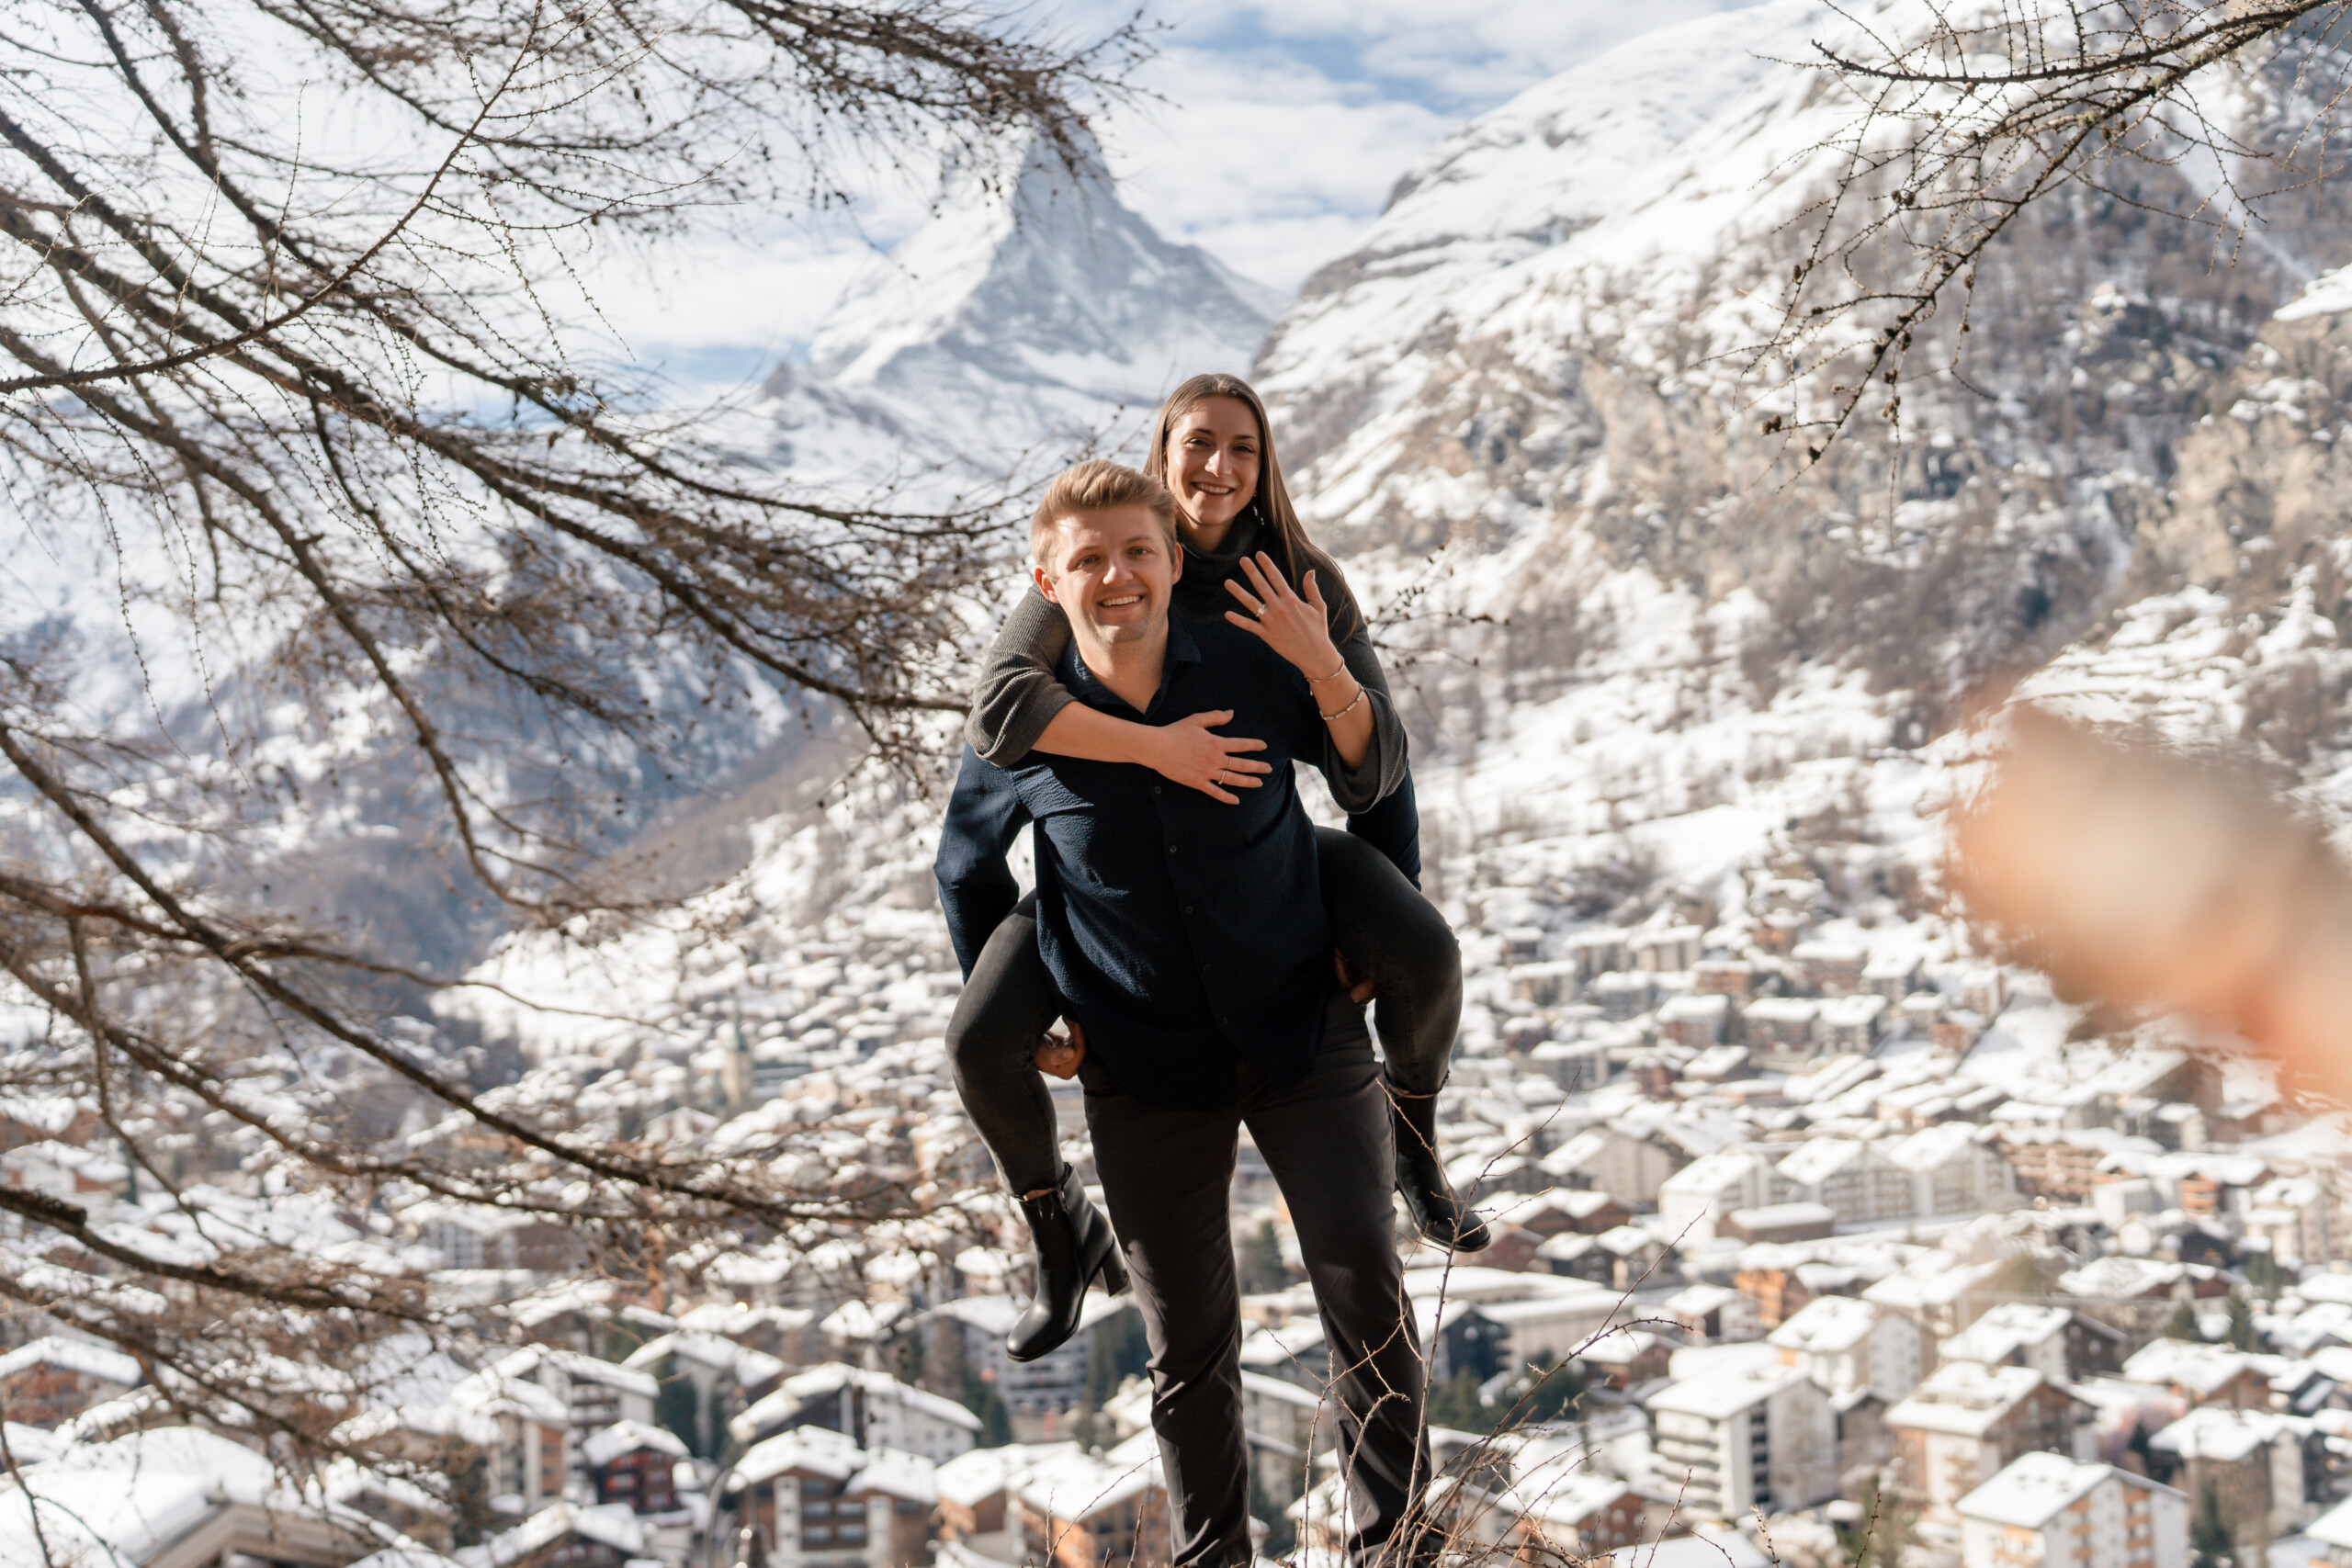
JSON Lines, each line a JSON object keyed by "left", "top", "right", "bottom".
{"left": 1261, "top": 0, "right": 2352, "bottom": 714}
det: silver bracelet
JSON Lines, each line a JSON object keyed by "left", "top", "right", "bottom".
{"left": 1318, "top": 685, "right": 1366, "bottom": 724}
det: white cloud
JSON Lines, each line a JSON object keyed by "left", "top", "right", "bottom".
{"left": 605, "top": 0, "right": 1770, "bottom": 360}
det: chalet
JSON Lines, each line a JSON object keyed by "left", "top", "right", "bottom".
{"left": 460, "top": 1502, "right": 645, "bottom": 1568}
{"left": 1502, "top": 1472, "right": 1646, "bottom": 1562}
{"left": 0, "top": 1095, "right": 101, "bottom": 1153}
{"left": 0, "top": 1336, "right": 141, "bottom": 1429}
{"left": 1578, "top": 1330, "right": 1670, "bottom": 1392}
{"left": 621, "top": 1329, "right": 788, "bottom": 1459}
{"left": 1665, "top": 1283, "right": 1760, "bottom": 1345}
{"left": 1791, "top": 942, "right": 1866, "bottom": 996}
{"left": 1938, "top": 1303, "right": 2124, "bottom": 1388}
{"left": 1886, "top": 1361, "right": 2097, "bottom": 1519}
{"left": 1740, "top": 998, "right": 1822, "bottom": 1065}
{"left": 1013, "top": 1439, "right": 1170, "bottom": 1568}
{"left": 730, "top": 1425, "right": 942, "bottom": 1568}
{"left": 1241, "top": 1370, "right": 1329, "bottom": 1516}
{"left": 1537, "top": 1230, "right": 1613, "bottom": 1284}
{"left": 1537, "top": 1121, "right": 1699, "bottom": 1206}
{"left": 2120, "top": 1341, "right": 2272, "bottom": 1414}
{"left": 923, "top": 1293, "right": 1132, "bottom": 1427}
{"left": 0, "top": 1140, "right": 126, "bottom": 1222}
{"left": 445, "top": 1362, "right": 572, "bottom": 1513}
{"left": 2245, "top": 1177, "right": 2331, "bottom": 1269}
{"left": 2056, "top": 1257, "right": 2230, "bottom": 1341}
{"left": 1723, "top": 1202, "right": 1836, "bottom": 1245}
{"left": 673, "top": 1303, "right": 822, "bottom": 1367}
{"left": 486, "top": 1347, "right": 659, "bottom": 1480}
{"left": 937, "top": 1442, "right": 1057, "bottom": 1560}
{"left": 2149, "top": 1406, "right": 2313, "bottom": 1544}
{"left": 0, "top": 1427, "right": 384, "bottom": 1568}
{"left": 729, "top": 1362, "right": 979, "bottom": 1464}
{"left": 1512, "top": 1188, "right": 1631, "bottom": 1237}
{"left": 1659, "top": 1150, "right": 1786, "bottom": 1244}
{"left": 582, "top": 1418, "right": 689, "bottom": 1515}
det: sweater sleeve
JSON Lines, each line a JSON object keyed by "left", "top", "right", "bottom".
{"left": 964, "top": 587, "right": 1078, "bottom": 765}
{"left": 1313, "top": 570, "right": 1408, "bottom": 813}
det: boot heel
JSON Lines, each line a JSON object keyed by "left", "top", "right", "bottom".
{"left": 1095, "top": 1245, "right": 1130, "bottom": 1297}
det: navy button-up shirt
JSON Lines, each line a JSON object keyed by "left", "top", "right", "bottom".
{"left": 934, "top": 614, "right": 1385, "bottom": 1109}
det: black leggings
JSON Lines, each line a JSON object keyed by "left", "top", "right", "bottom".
{"left": 944, "top": 827, "right": 1463, "bottom": 1195}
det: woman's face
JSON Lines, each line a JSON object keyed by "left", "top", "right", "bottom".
{"left": 1164, "top": 396, "right": 1261, "bottom": 534}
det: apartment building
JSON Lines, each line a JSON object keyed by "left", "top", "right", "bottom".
{"left": 1957, "top": 1452, "right": 2187, "bottom": 1568}
{"left": 1648, "top": 1348, "right": 1836, "bottom": 1521}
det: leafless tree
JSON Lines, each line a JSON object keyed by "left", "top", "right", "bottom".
{"left": 0, "top": 0, "right": 1129, "bottom": 1490}
{"left": 1765, "top": 0, "right": 2352, "bottom": 457}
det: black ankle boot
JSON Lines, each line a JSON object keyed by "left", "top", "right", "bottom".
{"left": 1009, "top": 1164, "right": 1128, "bottom": 1362}
{"left": 1390, "top": 1077, "right": 1490, "bottom": 1252}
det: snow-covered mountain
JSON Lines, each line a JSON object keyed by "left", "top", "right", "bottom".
{"left": 1261, "top": 0, "right": 2352, "bottom": 718}
{"left": 751, "top": 132, "right": 1279, "bottom": 494}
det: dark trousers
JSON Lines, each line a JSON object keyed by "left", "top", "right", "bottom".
{"left": 944, "top": 827, "right": 1462, "bottom": 1195}
{"left": 1085, "top": 999, "right": 1430, "bottom": 1568}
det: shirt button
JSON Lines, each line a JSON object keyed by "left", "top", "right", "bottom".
{"left": 1153, "top": 785, "right": 1162, "bottom": 795}
{"left": 1184, "top": 906, "right": 1195, "bottom": 914}
{"left": 1168, "top": 845, "right": 1178, "bottom": 855}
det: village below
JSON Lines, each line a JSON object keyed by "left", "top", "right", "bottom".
{"left": 9, "top": 5, "right": 2352, "bottom": 1568}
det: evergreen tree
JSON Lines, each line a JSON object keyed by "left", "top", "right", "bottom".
{"left": 962, "top": 1370, "right": 1014, "bottom": 1448}
{"left": 1239, "top": 1220, "right": 1293, "bottom": 1295}
{"left": 2167, "top": 1300, "right": 2206, "bottom": 1342}
{"left": 2223, "top": 1292, "right": 2259, "bottom": 1351}
{"left": 656, "top": 1371, "right": 708, "bottom": 1460}
{"left": 1489, "top": 1354, "right": 1588, "bottom": 1427}
{"left": 1086, "top": 1305, "right": 1151, "bottom": 1411}
{"left": 1837, "top": 1476, "right": 1918, "bottom": 1568}
{"left": 1423, "top": 1370, "right": 1489, "bottom": 1433}
{"left": 2192, "top": 1482, "right": 2234, "bottom": 1568}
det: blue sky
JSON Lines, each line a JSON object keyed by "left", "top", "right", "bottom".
{"left": 1091, "top": 0, "right": 1766, "bottom": 288}
{"left": 606, "top": 0, "right": 1764, "bottom": 382}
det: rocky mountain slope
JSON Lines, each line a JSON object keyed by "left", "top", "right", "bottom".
{"left": 1258, "top": 0, "right": 2352, "bottom": 732}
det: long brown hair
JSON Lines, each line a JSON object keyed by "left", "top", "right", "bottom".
{"left": 1143, "top": 372, "right": 1361, "bottom": 638}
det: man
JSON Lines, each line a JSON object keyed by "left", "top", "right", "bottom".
{"left": 934, "top": 460, "right": 1431, "bottom": 1568}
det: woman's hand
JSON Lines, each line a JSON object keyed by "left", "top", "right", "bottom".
{"left": 1226, "top": 552, "right": 1343, "bottom": 681}
{"left": 1142, "top": 710, "right": 1273, "bottom": 805}
{"left": 1334, "top": 950, "right": 1377, "bottom": 1004}
{"left": 1035, "top": 1020, "right": 1086, "bottom": 1080}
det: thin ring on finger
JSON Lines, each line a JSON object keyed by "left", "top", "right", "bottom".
{"left": 1231, "top": 588, "right": 1265, "bottom": 615}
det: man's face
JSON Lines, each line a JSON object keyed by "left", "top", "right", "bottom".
{"left": 1033, "top": 505, "right": 1182, "bottom": 645}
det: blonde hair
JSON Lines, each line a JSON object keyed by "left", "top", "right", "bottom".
{"left": 1029, "top": 459, "right": 1178, "bottom": 569}
{"left": 1144, "top": 373, "right": 1358, "bottom": 637}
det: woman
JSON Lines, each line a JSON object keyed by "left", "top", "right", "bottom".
{"left": 948, "top": 373, "right": 1484, "bottom": 1365}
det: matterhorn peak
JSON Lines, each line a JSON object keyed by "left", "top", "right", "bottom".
{"left": 805, "top": 128, "right": 1281, "bottom": 437}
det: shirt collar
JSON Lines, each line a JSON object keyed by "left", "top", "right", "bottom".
{"left": 1058, "top": 615, "right": 1200, "bottom": 718}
